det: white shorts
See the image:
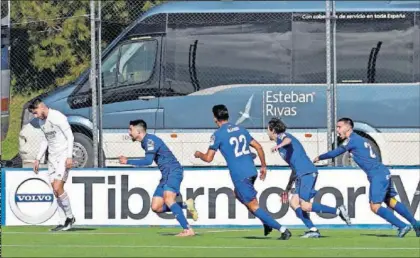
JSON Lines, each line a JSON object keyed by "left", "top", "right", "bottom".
{"left": 47, "top": 154, "right": 70, "bottom": 183}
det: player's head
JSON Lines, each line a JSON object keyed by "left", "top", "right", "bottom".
{"left": 337, "top": 117, "right": 354, "bottom": 139}
{"left": 28, "top": 98, "right": 48, "bottom": 120}
{"left": 212, "top": 104, "right": 229, "bottom": 127}
{"left": 129, "top": 119, "right": 147, "bottom": 141}
{"left": 267, "top": 117, "right": 287, "bottom": 141}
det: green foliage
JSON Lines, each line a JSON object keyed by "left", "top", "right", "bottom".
{"left": 10, "top": 0, "right": 162, "bottom": 95}
{"left": 2, "top": 1, "right": 163, "bottom": 159}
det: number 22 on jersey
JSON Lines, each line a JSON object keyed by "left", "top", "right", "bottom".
{"left": 229, "top": 135, "right": 250, "bottom": 157}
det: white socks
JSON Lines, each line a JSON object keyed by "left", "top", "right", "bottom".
{"left": 280, "top": 226, "right": 287, "bottom": 233}
{"left": 57, "top": 192, "right": 73, "bottom": 219}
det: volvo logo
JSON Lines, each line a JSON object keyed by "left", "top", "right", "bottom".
{"left": 9, "top": 177, "right": 57, "bottom": 224}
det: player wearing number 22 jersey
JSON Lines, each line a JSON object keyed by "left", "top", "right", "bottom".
{"left": 314, "top": 118, "right": 420, "bottom": 238}
{"left": 194, "top": 104, "right": 291, "bottom": 240}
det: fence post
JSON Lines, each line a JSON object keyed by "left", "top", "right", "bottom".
{"left": 97, "top": 0, "right": 104, "bottom": 168}
{"left": 332, "top": 1, "right": 338, "bottom": 165}
{"left": 90, "top": 0, "right": 98, "bottom": 168}
{"left": 325, "top": 0, "right": 333, "bottom": 165}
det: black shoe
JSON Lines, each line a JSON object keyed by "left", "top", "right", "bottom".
{"left": 264, "top": 224, "right": 273, "bottom": 236}
{"left": 414, "top": 222, "right": 420, "bottom": 237}
{"left": 49, "top": 224, "right": 65, "bottom": 232}
{"left": 279, "top": 229, "right": 292, "bottom": 240}
{"left": 62, "top": 217, "right": 76, "bottom": 231}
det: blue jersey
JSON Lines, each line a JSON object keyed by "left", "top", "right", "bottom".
{"left": 319, "top": 132, "right": 389, "bottom": 179}
{"left": 209, "top": 123, "right": 257, "bottom": 182}
{"left": 276, "top": 132, "right": 318, "bottom": 177}
{"left": 127, "top": 133, "right": 182, "bottom": 174}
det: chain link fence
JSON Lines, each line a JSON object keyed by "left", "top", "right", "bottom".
{"left": 1, "top": 1, "right": 419, "bottom": 169}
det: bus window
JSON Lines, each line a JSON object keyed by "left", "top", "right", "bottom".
{"left": 336, "top": 11, "right": 415, "bottom": 84}
{"left": 165, "top": 12, "right": 292, "bottom": 95}
{"left": 292, "top": 13, "right": 326, "bottom": 84}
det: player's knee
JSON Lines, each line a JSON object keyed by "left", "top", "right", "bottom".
{"left": 370, "top": 203, "right": 381, "bottom": 213}
{"left": 289, "top": 195, "right": 300, "bottom": 209}
{"left": 163, "top": 193, "right": 176, "bottom": 206}
{"left": 385, "top": 197, "right": 398, "bottom": 209}
{"left": 52, "top": 186, "right": 63, "bottom": 197}
{"left": 151, "top": 203, "right": 162, "bottom": 213}
{"left": 246, "top": 199, "right": 259, "bottom": 213}
{"left": 300, "top": 200, "right": 312, "bottom": 212}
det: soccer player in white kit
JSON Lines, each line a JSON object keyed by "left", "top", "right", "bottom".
{"left": 28, "top": 98, "right": 76, "bottom": 231}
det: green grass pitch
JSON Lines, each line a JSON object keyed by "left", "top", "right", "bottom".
{"left": 1, "top": 226, "right": 419, "bottom": 257}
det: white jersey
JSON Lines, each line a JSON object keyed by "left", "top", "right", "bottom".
{"left": 37, "top": 109, "right": 74, "bottom": 161}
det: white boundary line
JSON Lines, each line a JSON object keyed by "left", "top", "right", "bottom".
{"left": 2, "top": 244, "right": 418, "bottom": 250}
{"left": 2, "top": 229, "right": 251, "bottom": 235}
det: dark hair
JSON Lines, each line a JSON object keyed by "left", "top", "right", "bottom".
{"left": 268, "top": 117, "right": 287, "bottom": 134}
{"left": 338, "top": 117, "right": 354, "bottom": 128}
{"left": 28, "top": 98, "right": 43, "bottom": 112}
{"left": 212, "top": 104, "right": 229, "bottom": 121}
{"left": 130, "top": 119, "right": 147, "bottom": 131}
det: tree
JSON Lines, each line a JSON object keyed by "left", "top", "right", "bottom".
{"left": 10, "top": 0, "right": 161, "bottom": 95}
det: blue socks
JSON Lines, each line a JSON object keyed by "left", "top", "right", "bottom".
{"left": 254, "top": 208, "right": 281, "bottom": 231}
{"left": 296, "top": 207, "right": 315, "bottom": 229}
{"left": 169, "top": 203, "right": 189, "bottom": 229}
{"left": 377, "top": 207, "right": 406, "bottom": 229}
{"left": 161, "top": 202, "right": 186, "bottom": 213}
{"left": 394, "top": 202, "right": 417, "bottom": 226}
{"left": 312, "top": 203, "right": 337, "bottom": 214}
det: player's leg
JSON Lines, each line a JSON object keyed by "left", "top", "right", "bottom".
{"left": 151, "top": 184, "right": 169, "bottom": 213}
{"left": 290, "top": 194, "right": 319, "bottom": 238}
{"left": 48, "top": 162, "right": 66, "bottom": 232}
{"left": 163, "top": 172, "right": 194, "bottom": 237}
{"left": 292, "top": 175, "right": 321, "bottom": 238}
{"left": 384, "top": 184, "right": 419, "bottom": 237}
{"left": 369, "top": 176, "right": 410, "bottom": 237}
{"left": 52, "top": 166, "right": 75, "bottom": 231}
{"left": 300, "top": 173, "right": 351, "bottom": 225}
{"left": 163, "top": 190, "right": 194, "bottom": 236}
{"left": 236, "top": 177, "right": 291, "bottom": 240}
{"left": 234, "top": 189, "right": 271, "bottom": 236}
{"left": 151, "top": 180, "right": 195, "bottom": 216}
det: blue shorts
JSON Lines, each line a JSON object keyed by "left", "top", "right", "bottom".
{"left": 234, "top": 176, "right": 258, "bottom": 204}
{"left": 153, "top": 169, "right": 183, "bottom": 198}
{"left": 295, "top": 173, "right": 318, "bottom": 202}
{"left": 369, "top": 174, "right": 397, "bottom": 204}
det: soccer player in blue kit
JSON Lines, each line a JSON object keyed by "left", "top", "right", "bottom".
{"left": 194, "top": 105, "right": 292, "bottom": 240}
{"left": 119, "top": 120, "right": 198, "bottom": 237}
{"left": 267, "top": 118, "right": 351, "bottom": 238}
{"left": 314, "top": 118, "right": 420, "bottom": 238}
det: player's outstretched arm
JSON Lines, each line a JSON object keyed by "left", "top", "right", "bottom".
{"left": 34, "top": 135, "right": 48, "bottom": 174}
{"left": 277, "top": 137, "right": 292, "bottom": 149}
{"left": 281, "top": 169, "right": 296, "bottom": 204}
{"left": 250, "top": 139, "right": 267, "bottom": 167}
{"left": 56, "top": 113, "right": 74, "bottom": 169}
{"left": 194, "top": 149, "right": 216, "bottom": 163}
{"left": 285, "top": 169, "right": 296, "bottom": 192}
{"left": 120, "top": 153, "right": 154, "bottom": 167}
{"left": 250, "top": 139, "right": 267, "bottom": 180}
{"left": 36, "top": 135, "right": 48, "bottom": 162}
{"left": 314, "top": 146, "right": 347, "bottom": 162}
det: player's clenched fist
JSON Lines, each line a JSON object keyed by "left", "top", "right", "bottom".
{"left": 194, "top": 151, "right": 202, "bottom": 158}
